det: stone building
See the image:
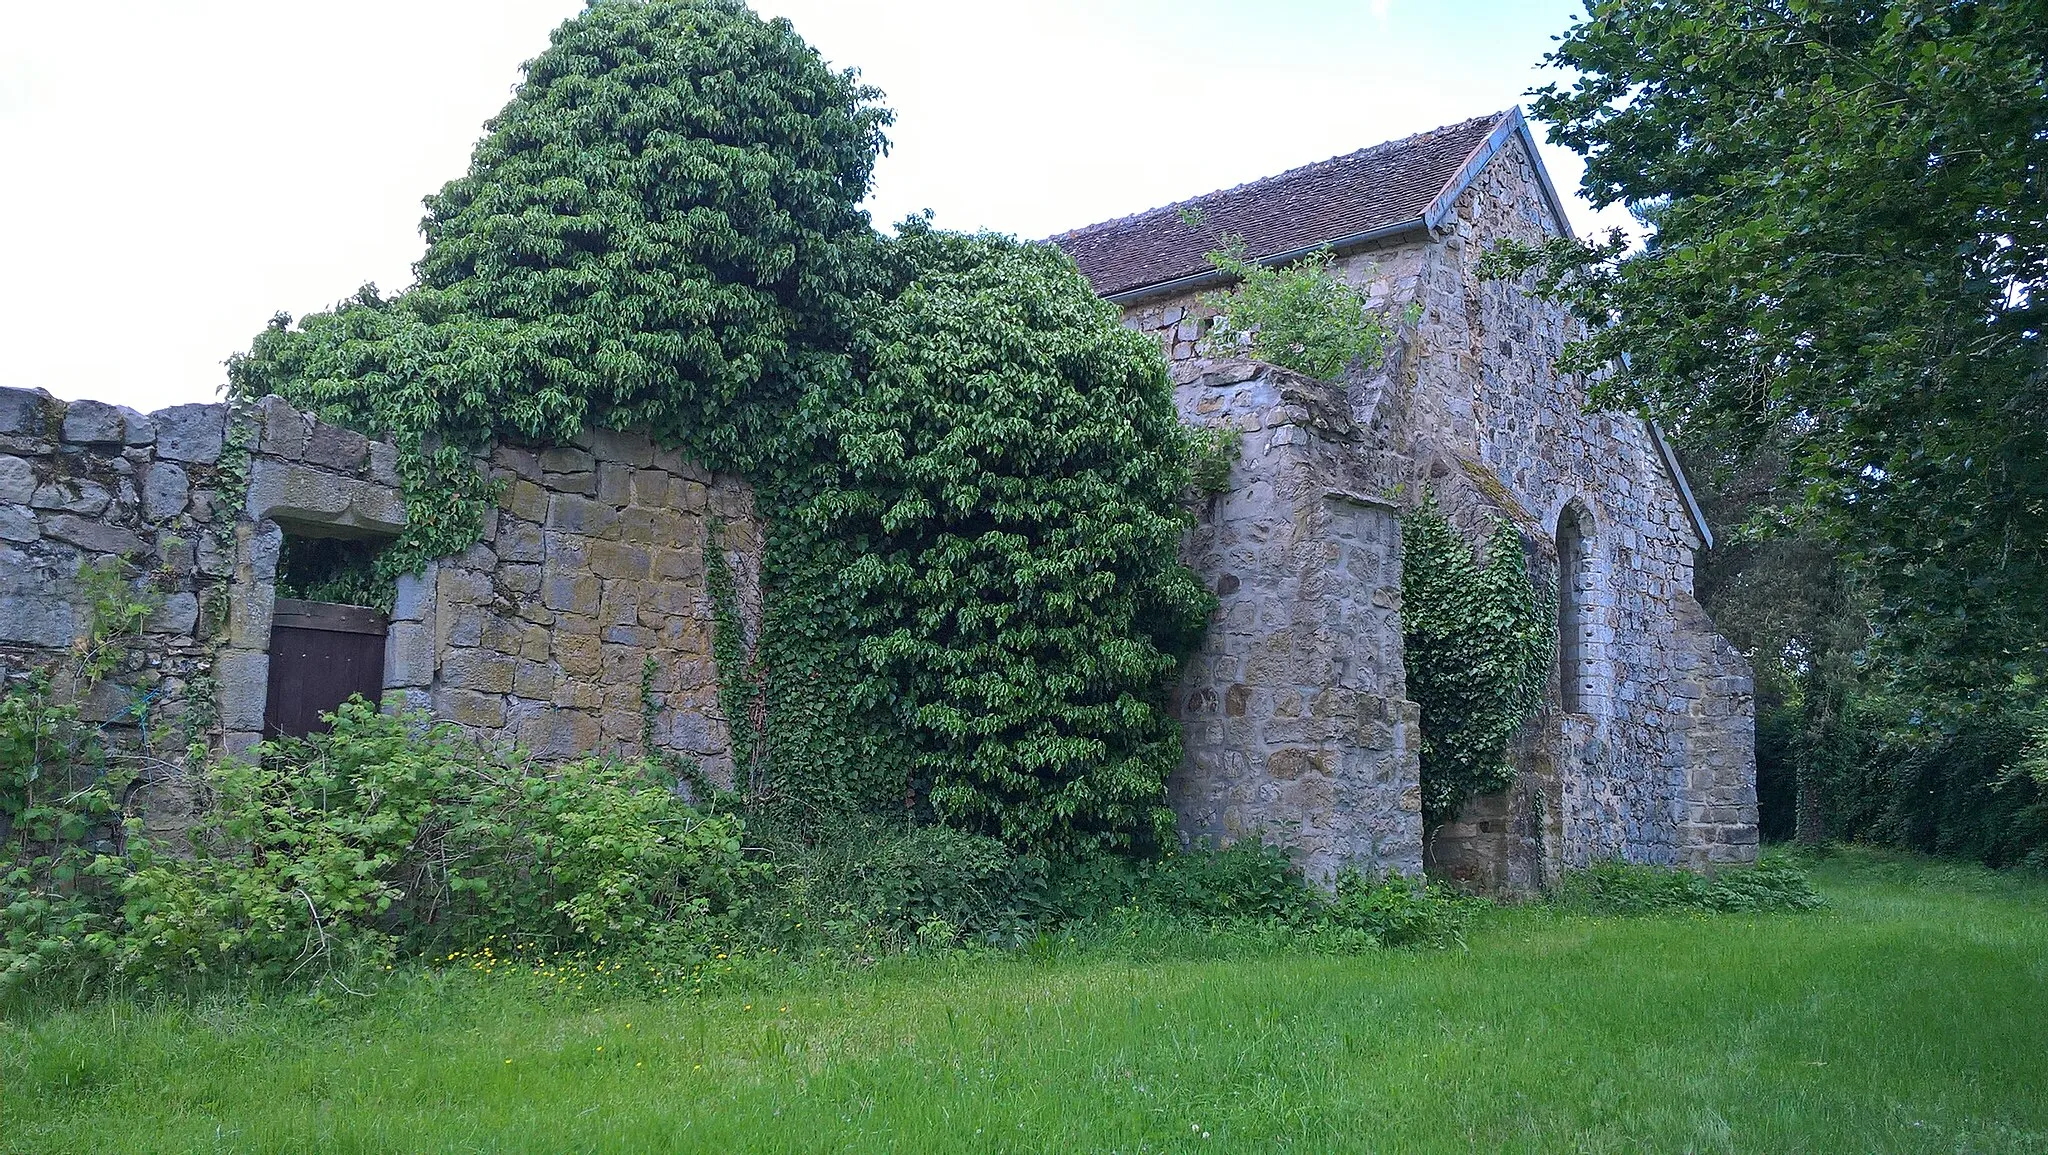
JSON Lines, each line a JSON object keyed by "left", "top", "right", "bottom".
{"left": 1051, "top": 107, "right": 1759, "bottom": 888}
{"left": 0, "top": 106, "right": 1754, "bottom": 892}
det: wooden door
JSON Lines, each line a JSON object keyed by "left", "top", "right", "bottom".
{"left": 263, "top": 598, "right": 389, "bottom": 739}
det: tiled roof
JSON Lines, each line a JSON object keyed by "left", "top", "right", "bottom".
{"left": 1048, "top": 111, "right": 1510, "bottom": 299}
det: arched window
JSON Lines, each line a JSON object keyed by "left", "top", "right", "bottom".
{"left": 1557, "top": 502, "right": 1594, "bottom": 713}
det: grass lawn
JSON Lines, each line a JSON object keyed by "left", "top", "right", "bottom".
{"left": 5, "top": 852, "right": 2045, "bottom": 1154}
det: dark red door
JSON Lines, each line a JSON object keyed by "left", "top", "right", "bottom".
{"left": 263, "top": 598, "right": 389, "bottom": 738}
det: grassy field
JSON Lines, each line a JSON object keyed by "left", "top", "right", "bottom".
{"left": 5, "top": 852, "right": 2045, "bottom": 1154}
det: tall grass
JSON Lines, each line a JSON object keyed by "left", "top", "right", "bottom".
{"left": 4, "top": 851, "right": 2044, "bottom": 1154}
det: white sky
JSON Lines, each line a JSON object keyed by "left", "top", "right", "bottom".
{"left": 0, "top": 1, "right": 1622, "bottom": 413}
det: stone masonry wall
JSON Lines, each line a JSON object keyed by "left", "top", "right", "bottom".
{"left": 1114, "top": 132, "right": 1757, "bottom": 888}
{"left": 1170, "top": 361, "right": 1422, "bottom": 884}
{"left": 1394, "top": 132, "right": 1756, "bottom": 881}
{"left": 1, "top": 387, "right": 759, "bottom": 844}
{"left": 1, "top": 387, "right": 246, "bottom": 840}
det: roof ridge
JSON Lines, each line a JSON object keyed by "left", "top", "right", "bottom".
{"left": 1044, "top": 110, "right": 1512, "bottom": 244}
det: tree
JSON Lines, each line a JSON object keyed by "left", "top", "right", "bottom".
{"left": 1490, "top": 0, "right": 2047, "bottom": 704}
{"left": 228, "top": 0, "right": 892, "bottom": 575}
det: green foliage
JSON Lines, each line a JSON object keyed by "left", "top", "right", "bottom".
{"left": 1821, "top": 698, "right": 2048, "bottom": 869}
{"left": 703, "top": 519, "right": 762, "bottom": 792}
{"left": 226, "top": 0, "right": 893, "bottom": 578}
{"left": 762, "top": 225, "right": 1214, "bottom": 851}
{"left": 0, "top": 682, "right": 130, "bottom": 993}
{"left": 1198, "top": 242, "right": 1395, "bottom": 380}
{"left": 111, "top": 700, "right": 755, "bottom": 983}
{"left": 1399, "top": 504, "right": 1553, "bottom": 824}
{"left": 1, "top": 561, "right": 160, "bottom": 993}
{"left": 222, "top": 5, "right": 1206, "bottom": 853}
{"left": 275, "top": 535, "right": 391, "bottom": 611}
{"left": 1489, "top": 0, "right": 2048, "bottom": 701}
{"left": 1184, "top": 422, "right": 1242, "bottom": 495}
{"left": 1551, "top": 853, "right": 1825, "bottom": 916}
{"left": 1044, "top": 841, "right": 1474, "bottom": 949}
{"left": 764, "top": 818, "right": 1046, "bottom": 951}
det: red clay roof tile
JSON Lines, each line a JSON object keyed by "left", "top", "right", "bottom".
{"left": 1048, "top": 111, "right": 1508, "bottom": 298}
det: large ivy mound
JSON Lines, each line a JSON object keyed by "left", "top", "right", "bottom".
{"left": 230, "top": 0, "right": 891, "bottom": 575}
{"left": 227, "top": 4, "right": 1211, "bottom": 851}
{"left": 767, "top": 226, "right": 1212, "bottom": 850}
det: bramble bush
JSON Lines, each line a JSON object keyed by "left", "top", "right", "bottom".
{"left": 114, "top": 701, "right": 755, "bottom": 982}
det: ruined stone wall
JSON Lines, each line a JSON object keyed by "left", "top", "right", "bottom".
{"left": 1169, "top": 361, "right": 1421, "bottom": 883}
{"left": 1395, "top": 131, "right": 1756, "bottom": 881}
{"left": 2, "top": 387, "right": 240, "bottom": 839}
{"left": 0, "top": 387, "right": 758, "bottom": 841}
{"left": 425, "top": 425, "right": 760, "bottom": 782}
{"left": 1115, "top": 133, "right": 1757, "bottom": 887}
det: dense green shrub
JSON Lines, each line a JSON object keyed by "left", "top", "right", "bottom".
{"left": 1819, "top": 701, "right": 2048, "bottom": 870}
{"left": 1, "top": 560, "right": 159, "bottom": 993}
{"left": 1551, "top": 854, "right": 1824, "bottom": 916}
{"left": 107, "top": 701, "right": 754, "bottom": 984}
{"left": 227, "top": 0, "right": 893, "bottom": 577}
{"left": 1198, "top": 242, "right": 1397, "bottom": 380}
{"left": 1400, "top": 505, "right": 1554, "bottom": 825}
{"left": 760, "top": 225, "right": 1213, "bottom": 850}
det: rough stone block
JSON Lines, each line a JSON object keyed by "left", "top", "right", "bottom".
{"left": 44, "top": 514, "right": 144, "bottom": 556}
{"left": 596, "top": 462, "right": 633, "bottom": 505}
{"left": 511, "top": 660, "right": 554, "bottom": 700}
{"left": 443, "top": 608, "right": 484, "bottom": 647}
{"left": 0, "top": 455, "right": 33, "bottom": 504}
{"left": 142, "top": 462, "right": 190, "bottom": 521}
{"left": 438, "top": 688, "right": 506, "bottom": 729}
{"left": 32, "top": 479, "right": 111, "bottom": 516}
{"left": 0, "top": 594, "right": 76, "bottom": 646}
{"left": 503, "top": 479, "right": 548, "bottom": 522}
{"left": 497, "top": 522, "right": 545, "bottom": 563}
{"left": 0, "top": 387, "right": 51, "bottom": 436}
{"left": 441, "top": 648, "right": 517, "bottom": 695}
{"left": 225, "top": 586, "right": 275, "bottom": 649}
{"left": 488, "top": 444, "right": 541, "bottom": 483}
{"left": 554, "top": 633, "right": 602, "bottom": 676}
{"left": 546, "top": 492, "right": 616, "bottom": 537}
{"left": 587, "top": 539, "right": 651, "bottom": 580}
{"left": 215, "top": 650, "right": 270, "bottom": 732}
{"left": 539, "top": 447, "right": 594, "bottom": 475}
{"left": 153, "top": 404, "right": 227, "bottom": 464}
{"left": 144, "top": 591, "right": 200, "bottom": 635}
{"left": 62, "top": 399, "right": 127, "bottom": 444}
{"left": 368, "top": 441, "right": 400, "bottom": 486}
{"left": 256, "top": 395, "right": 309, "bottom": 458}
{"left": 391, "top": 564, "right": 437, "bottom": 622}
{"left": 587, "top": 428, "right": 655, "bottom": 467}
{"left": 541, "top": 572, "right": 600, "bottom": 615}
{"left": 0, "top": 505, "right": 37, "bottom": 543}
{"left": 118, "top": 408, "right": 156, "bottom": 445}
{"left": 384, "top": 621, "right": 436, "bottom": 687}
{"left": 517, "top": 709, "right": 602, "bottom": 758}
{"left": 304, "top": 423, "right": 369, "bottom": 472}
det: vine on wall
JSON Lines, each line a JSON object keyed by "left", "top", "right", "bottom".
{"left": 1400, "top": 503, "right": 1554, "bottom": 825}
{"left": 222, "top": 2, "right": 1210, "bottom": 853}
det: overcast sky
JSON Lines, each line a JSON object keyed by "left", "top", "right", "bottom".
{"left": 0, "top": 1, "right": 1617, "bottom": 413}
